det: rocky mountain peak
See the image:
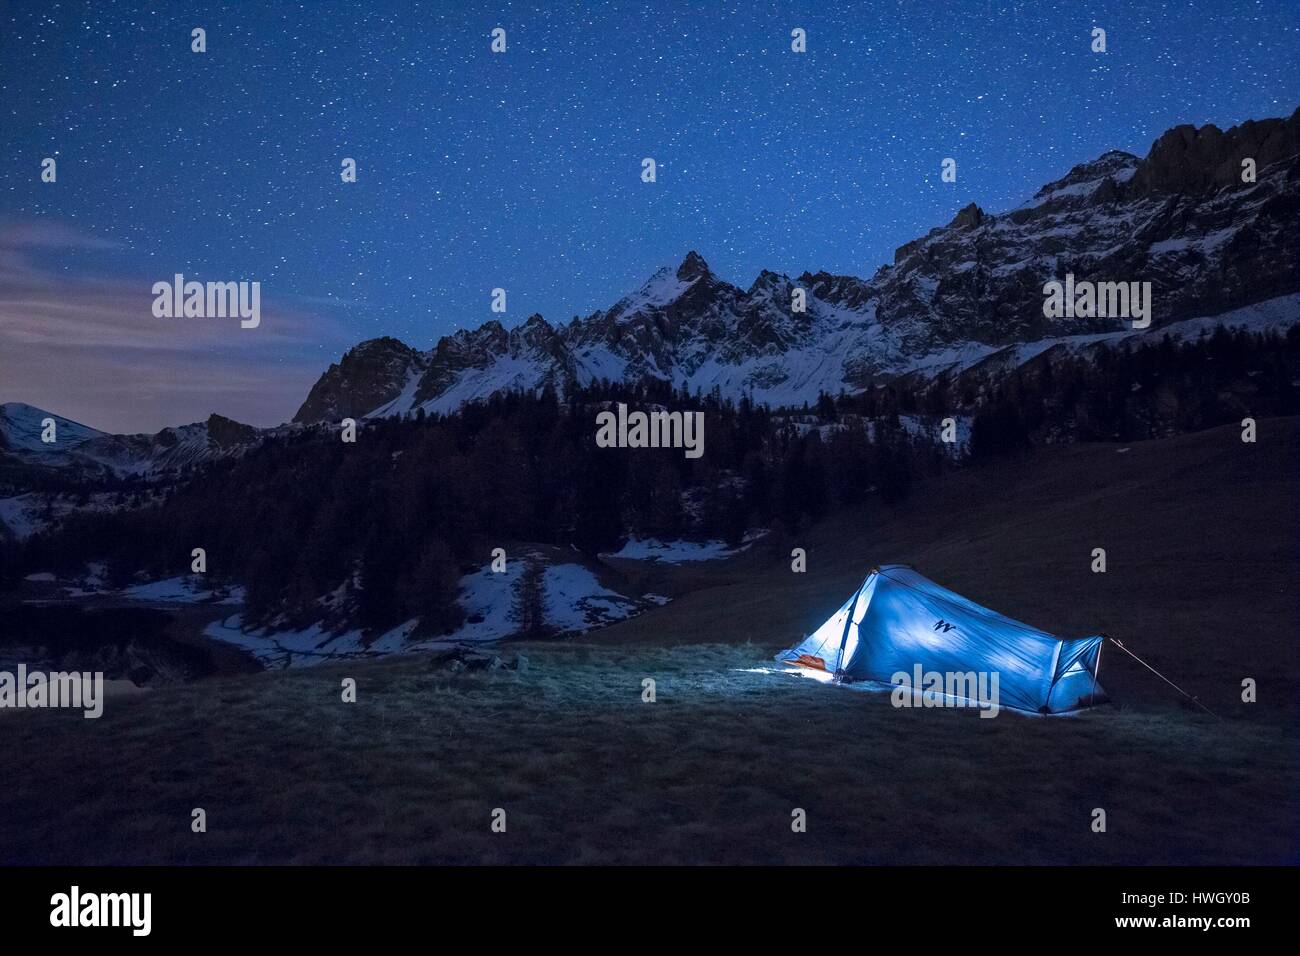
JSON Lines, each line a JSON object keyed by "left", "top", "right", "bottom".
{"left": 293, "top": 335, "right": 426, "bottom": 424}
{"left": 676, "top": 250, "right": 711, "bottom": 281}
{"left": 1133, "top": 107, "right": 1300, "bottom": 195}
{"left": 747, "top": 269, "right": 790, "bottom": 293}
{"left": 949, "top": 202, "right": 984, "bottom": 229}
{"left": 1029, "top": 151, "right": 1139, "bottom": 207}
{"left": 204, "top": 413, "right": 258, "bottom": 448}
{"left": 514, "top": 314, "right": 563, "bottom": 354}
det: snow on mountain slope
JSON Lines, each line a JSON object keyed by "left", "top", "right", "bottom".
{"left": 0, "top": 491, "right": 132, "bottom": 541}
{"left": 0, "top": 403, "right": 106, "bottom": 454}
{"left": 0, "top": 403, "right": 262, "bottom": 479}
{"left": 288, "top": 110, "right": 1300, "bottom": 423}
{"left": 612, "top": 261, "right": 701, "bottom": 317}
{"left": 292, "top": 336, "right": 428, "bottom": 423}
{"left": 418, "top": 352, "right": 561, "bottom": 416}
{"left": 900, "top": 291, "right": 1300, "bottom": 383}
{"left": 362, "top": 364, "right": 425, "bottom": 419}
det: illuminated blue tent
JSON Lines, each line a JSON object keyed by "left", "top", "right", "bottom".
{"left": 776, "top": 565, "right": 1106, "bottom": 714}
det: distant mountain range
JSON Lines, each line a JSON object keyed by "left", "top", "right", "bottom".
{"left": 292, "top": 108, "right": 1300, "bottom": 422}
{"left": 0, "top": 403, "right": 260, "bottom": 482}
{"left": 4, "top": 109, "right": 1299, "bottom": 480}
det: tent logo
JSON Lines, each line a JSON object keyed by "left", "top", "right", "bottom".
{"left": 933, "top": 619, "right": 956, "bottom": 633}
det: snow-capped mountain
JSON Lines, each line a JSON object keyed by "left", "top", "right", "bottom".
{"left": 293, "top": 109, "right": 1300, "bottom": 423}
{"left": 0, "top": 402, "right": 260, "bottom": 480}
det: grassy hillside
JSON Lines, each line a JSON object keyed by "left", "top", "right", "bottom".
{"left": 2, "top": 419, "right": 1295, "bottom": 865}
{"left": 599, "top": 416, "right": 1299, "bottom": 723}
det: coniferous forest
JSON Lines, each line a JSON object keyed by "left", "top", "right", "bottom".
{"left": 4, "top": 325, "right": 1296, "bottom": 637}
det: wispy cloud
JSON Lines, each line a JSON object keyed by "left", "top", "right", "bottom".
{"left": 0, "top": 220, "right": 353, "bottom": 433}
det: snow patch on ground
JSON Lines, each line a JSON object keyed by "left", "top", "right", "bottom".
{"left": 603, "top": 532, "right": 764, "bottom": 563}
{"left": 898, "top": 414, "right": 973, "bottom": 454}
{"left": 202, "top": 557, "right": 653, "bottom": 668}
{"left": 788, "top": 415, "right": 972, "bottom": 456}
{"left": 118, "top": 576, "right": 244, "bottom": 604}
{"left": 445, "top": 562, "right": 525, "bottom": 642}
{"left": 21, "top": 568, "right": 244, "bottom": 603}
{"left": 444, "top": 559, "right": 644, "bottom": 642}
{"left": 542, "top": 563, "right": 640, "bottom": 631}
{"left": 202, "top": 614, "right": 418, "bottom": 669}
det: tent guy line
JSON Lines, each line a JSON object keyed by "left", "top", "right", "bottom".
{"left": 1105, "top": 637, "right": 1220, "bottom": 718}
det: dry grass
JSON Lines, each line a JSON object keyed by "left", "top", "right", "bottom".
{"left": 2, "top": 642, "right": 1293, "bottom": 865}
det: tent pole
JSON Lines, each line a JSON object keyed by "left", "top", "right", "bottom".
{"left": 1090, "top": 637, "right": 1103, "bottom": 703}
{"left": 833, "top": 572, "right": 872, "bottom": 681}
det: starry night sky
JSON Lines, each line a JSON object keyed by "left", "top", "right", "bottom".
{"left": 3, "top": 1, "right": 1298, "bottom": 431}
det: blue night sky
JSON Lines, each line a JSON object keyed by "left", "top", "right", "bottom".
{"left": 2, "top": 1, "right": 1298, "bottom": 431}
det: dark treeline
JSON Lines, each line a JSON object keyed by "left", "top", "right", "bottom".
{"left": 3, "top": 325, "right": 1293, "bottom": 636}
{"left": 2, "top": 384, "right": 934, "bottom": 635}
{"left": 829, "top": 324, "right": 1300, "bottom": 456}
{"left": 951, "top": 325, "right": 1300, "bottom": 454}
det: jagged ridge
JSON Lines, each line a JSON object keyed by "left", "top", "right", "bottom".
{"left": 292, "top": 110, "right": 1300, "bottom": 423}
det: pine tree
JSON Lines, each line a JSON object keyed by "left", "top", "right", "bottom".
{"left": 512, "top": 559, "right": 554, "bottom": 640}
